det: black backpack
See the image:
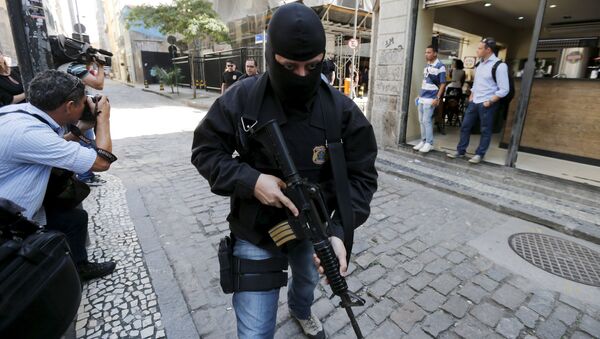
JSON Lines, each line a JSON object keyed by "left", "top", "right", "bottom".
{"left": 491, "top": 60, "right": 515, "bottom": 104}
{"left": 474, "top": 59, "right": 515, "bottom": 104}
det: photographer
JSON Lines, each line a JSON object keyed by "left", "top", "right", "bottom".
{"left": 0, "top": 70, "right": 116, "bottom": 281}
{"left": 59, "top": 59, "right": 106, "bottom": 184}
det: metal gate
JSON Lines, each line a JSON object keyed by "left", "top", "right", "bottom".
{"left": 200, "top": 47, "right": 263, "bottom": 91}
{"left": 172, "top": 55, "right": 192, "bottom": 87}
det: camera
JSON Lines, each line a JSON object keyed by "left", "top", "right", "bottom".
{"left": 49, "top": 35, "right": 112, "bottom": 68}
{"left": 81, "top": 94, "right": 102, "bottom": 123}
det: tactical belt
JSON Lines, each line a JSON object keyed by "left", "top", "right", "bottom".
{"left": 218, "top": 235, "right": 288, "bottom": 293}
{"left": 232, "top": 256, "right": 288, "bottom": 292}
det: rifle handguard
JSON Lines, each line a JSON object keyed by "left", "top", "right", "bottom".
{"left": 313, "top": 239, "right": 347, "bottom": 295}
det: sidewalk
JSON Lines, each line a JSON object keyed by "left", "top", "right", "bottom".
{"left": 377, "top": 147, "right": 600, "bottom": 245}
{"left": 118, "top": 81, "right": 220, "bottom": 111}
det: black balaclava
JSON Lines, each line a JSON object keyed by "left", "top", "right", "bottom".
{"left": 266, "top": 3, "right": 326, "bottom": 106}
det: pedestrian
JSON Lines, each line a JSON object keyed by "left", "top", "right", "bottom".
{"left": 0, "top": 70, "right": 116, "bottom": 281}
{"left": 321, "top": 53, "right": 336, "bottom": 85}
{"left": 239, "top": 58, "right": 259, "bottom": 80}
{"left": 191, "top": 3, "right": 378, "bottom": 338}
{"left": 221, "top": 60, "right": 243, "bottom": 94}
{"left": 413, "top": 45, "right": 446, "bottom": 153}
{"left": 0, "top": 50, "right": 25, "bottom": 108}
{"left": 447, "top": 37, "right": 509, "bottom": 164}
{"left": 443, "top": 59, "right": 465, "bottom": 126}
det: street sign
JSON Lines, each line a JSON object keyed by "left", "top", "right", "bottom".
{"left": 348, "top": 38, "right": 358, "bottom": 49}
{"left": 255, "top": 33, "right": 266, "bottom": 44}
{"left": 73, "top": 23, "right": 86, "bottom": 34}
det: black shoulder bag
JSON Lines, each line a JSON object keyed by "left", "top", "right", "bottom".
{"left": 0, "top": 198, "right": 81, "bottom": 338}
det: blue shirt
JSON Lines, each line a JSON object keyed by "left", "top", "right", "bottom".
{"left": 419, "top": 59, "right": 446, "bottom": 104}
{"left": 472, "top": 54, "right": 510, "bottom": 104}
{"left": 0, "top": 103, "right": 97, "bottom": 224}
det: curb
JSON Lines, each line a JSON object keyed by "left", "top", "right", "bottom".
{"left": 183, "top": 99, "right": 213, "bottom": 110}
{"left": 121, "top": 177, "right": 201, "bottom": 339}
{"left": 141, "top": 88, "right": 217, "bottom": 110}
{"left": 141, "top": 88, "right": 176, "bottom": 100}
{"left": 376, "top": 153, "right": 600, "bottom": 246}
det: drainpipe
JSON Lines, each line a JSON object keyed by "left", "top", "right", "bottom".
{"left": 398, "top": 0, "right": 420, "bottom": 144}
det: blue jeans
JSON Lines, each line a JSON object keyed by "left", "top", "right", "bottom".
{"left": 232, "top": 238, "right": 319, "bottom": 339}
{"left": 457, "top": 101, "right": 499, "bottom": 157}
{"left": 418, "top": 102, "right": 435, "bottom": 144}
{"left": 77, "top": 129, "right": 96, "bottom": 181}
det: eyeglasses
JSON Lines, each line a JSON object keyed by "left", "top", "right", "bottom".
{"left": 226, "top": 64, "right": 234, "bottom": 68}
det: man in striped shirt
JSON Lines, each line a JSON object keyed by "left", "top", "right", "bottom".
{"left": 0, "top": 70, "right": 116, "bottom": 281}
{"left": 413, "top": 45, "right": 446, "bottom": 153}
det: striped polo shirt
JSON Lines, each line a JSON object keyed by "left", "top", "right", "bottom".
{"left": 419, "top": 59, "right": 446, "bottom": 104}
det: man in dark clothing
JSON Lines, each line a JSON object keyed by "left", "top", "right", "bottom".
{"left": 239, "top": 58, "right": 259, "bottom": 80}
{"left": 221, "top": 60, "right": 243, "bottom": 94}
{"left": 191, "top": 3, "right": 377, "bottom": 338}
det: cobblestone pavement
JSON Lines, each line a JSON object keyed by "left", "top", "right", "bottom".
{"left": 94, "top": 82, "right": 600, "bottom": 338}
{"left": 110, "top": 131, "right": 600, "bottom": 339}
{"left": 77, "top": 174, "right": 165, "bottom": 339}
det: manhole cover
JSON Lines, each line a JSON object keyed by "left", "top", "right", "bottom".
{"left": 509, "top": 233, "right": 600, "bottom": 287}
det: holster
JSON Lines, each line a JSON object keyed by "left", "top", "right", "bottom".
{"left": 218, "top": 234, "right": 288, "bottom": 294}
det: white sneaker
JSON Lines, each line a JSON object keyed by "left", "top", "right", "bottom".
{"left": 292, "top": 313, "right": 326, "bottom": 339}
{"left": 419, "top": 143, "right": 433, "bottom": 153}
{"left": 469, "top": 155, "right": 483, "bottom": 164}
{"left": 413, "top": 141, "right": 425, "bottom": 151}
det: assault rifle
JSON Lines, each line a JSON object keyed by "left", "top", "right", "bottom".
{"left": 252, "top": 120, "right": 365, "bottom": 338}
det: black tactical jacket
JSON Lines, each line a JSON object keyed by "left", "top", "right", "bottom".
{"left": 191, "top": 74, "right": 377, "bottom": 252}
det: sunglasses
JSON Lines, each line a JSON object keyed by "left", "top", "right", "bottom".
{"left": 64, "top": 77, "right": 83, "bottom": 103}
{"left": 481, "top": 38, "right": 496, "bottom": 49}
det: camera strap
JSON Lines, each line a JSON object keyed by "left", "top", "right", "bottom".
{"left": 0, "top": 110, "right": 60, "bottom": 134}
{"left": 67, "top": 124, "right": 93, "bottom": 144}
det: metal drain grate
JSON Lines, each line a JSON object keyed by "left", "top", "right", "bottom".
{"left": 509, "top": 233, "right": 600, "bottom": 287}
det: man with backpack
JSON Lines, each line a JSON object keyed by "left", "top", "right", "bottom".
{"left": 447, "top": 37, "right": 510, "bottom": 164}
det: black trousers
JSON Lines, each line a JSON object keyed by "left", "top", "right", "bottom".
{"left": 45, "top": 206, "right": 88, "bottom": 264}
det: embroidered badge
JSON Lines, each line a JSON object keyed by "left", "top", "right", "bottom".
{"left": 312, "top": 146, "right": 328, "bottom": 165}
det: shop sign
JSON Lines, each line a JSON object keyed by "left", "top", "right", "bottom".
{"left": 566, "top": 51, "right": 582, "bottom": 64}
{"left": 463, "top": 56, "right": 476, "bottom": 69}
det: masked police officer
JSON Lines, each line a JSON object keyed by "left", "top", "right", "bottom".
{"left": 191, "top": 3, "right": 377, "bottom": 338}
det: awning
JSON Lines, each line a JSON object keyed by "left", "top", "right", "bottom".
{"left": 423, "top": 0, "right": 481, "bottom": 9}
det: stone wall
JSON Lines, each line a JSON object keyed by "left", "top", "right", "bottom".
{"left": 366, "top": 0, "right": 412, "bottom": 147}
